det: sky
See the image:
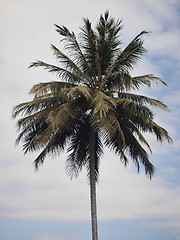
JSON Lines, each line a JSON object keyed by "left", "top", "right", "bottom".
{"left": 0, "top": 0, "right": 180, "bottom": 239}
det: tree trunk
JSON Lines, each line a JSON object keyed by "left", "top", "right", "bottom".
{"left": 89, "top": 129, "right": 98, "bottom": 240}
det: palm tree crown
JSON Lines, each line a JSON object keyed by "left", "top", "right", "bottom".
{"left": 13, "top": 11, "right": 172, "bottom": 181}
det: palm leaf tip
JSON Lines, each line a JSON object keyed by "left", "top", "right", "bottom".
{"left": 33, "top": 151, "right": 46, "bottom": 170}
{"left": 28, "top": 61, "right": 40, "bottom": 69}
{"left": 146, "top": 163, "right": 155, "bottom": 179}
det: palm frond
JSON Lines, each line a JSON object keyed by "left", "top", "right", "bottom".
{"left": 55, "top": 24, "right": 90, "bottom": 71}
{"left": 80, "top": 18, "right": 98, "bottom": 80}
{"left": 150, "top": 121, "right": 173, "bottom": 144}
{"left": 66, "top": 116, "right": 91, "bottom": 179}
{"left": 91, "top": 90, "right": 117, "bottom": 118}
{"left": 116, "top": 97, "right": 154, "bottom": 120}
{"left": 67, "top": 86, "right": 92, "bottom": 101}
{"left": 118, "top": 92, "right": 169, "bottom": 111}
{"left": 51, "top": 44, "right": 91, "bottom": 85}
{"left": 12, "top": 95, "right": 65, "bottom": 119}
{"left": 121, "top": 122, "right": 154, "bottom": 178}
{"left": 131, "top": 74, "right": 167, "bottom": 89}
{"left": 96, "top": 11, "right": 122, "bottom": 76}
{"left": 127, "top": 121, "right": 152, "bottom": 153}
{"left": 34, "top": 126, "right": 73, "bottom": 169}
{"left": 101, "top": 110, "right": 125, "bottom": 148}
{"left": 17, "top": 120, "right": 50, "bottom": 153}
{"left": 16, "top": 108, "right": 50, "bottom": 130}
{"left": 29, "top": 81, "right": 76, "bottom": 98}
{"left": 86, "top": 130, "right": 103, "bottom": 182}
{"left": 128, "top": 113, "right": 172, "bottom": 144}
{"left": 48, "top": 97, "right": 87, "bottom": 130}
{"left": 104, "top": 130, "right": 128, "bottom": 166}
{"left": 29, "top": 61, "right": 81, "bottom": 84}
{"left": 102, "top": 30, "right": 148, "bottom": 85}
{"left": 103, "top": 71, "right": 132, "bottom": 92}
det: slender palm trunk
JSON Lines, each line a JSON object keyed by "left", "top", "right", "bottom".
{"left": 89, "top": 129, "right": 98, "bottom": 240}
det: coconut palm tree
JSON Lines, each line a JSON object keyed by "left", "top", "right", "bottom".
{"left": 12, "top": 11, "right": 172, "bottom": 240}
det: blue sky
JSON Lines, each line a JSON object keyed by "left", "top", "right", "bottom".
{"left": 0, "top": 0, "right": 180, "bottom": 240}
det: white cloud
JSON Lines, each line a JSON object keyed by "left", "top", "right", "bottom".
{"left": 145, "top": 30, "right": 180, "bottom": 60}
{"left": 0, "top": 150, "right": 180, "bottom": 230}
{"left": 167, "top": 90, "right": 180, "bottom": 105}
{"left": 35, "top": 235, "right": 68, "bottom": 240}
{"left": 35, "top": 235, "right": 84, "bottom": 240}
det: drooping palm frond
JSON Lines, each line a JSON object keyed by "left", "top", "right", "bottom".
{"left": 118, "top": 92, "right": 169, "bottom": 110}
{"left": 131, "top": 74, "right": 167, "bottom": 89}
{"left": 149, "top": 120, "right": 172, "bottom": 144}
{"left": 16, "top": 108, "right": 50, "bottom": 130}
{"left": 86, "top": 130, "right": 103, "bottom": 182}
{"left": 48, "top": 97, "right": 88, "bottom": 130}
{"left": 91, "top": 90, "right": 117, "bottom": 118}
{"left": 123, "top": 124, "right": 154, "bottom": 177}
{"left": 103, "top": 129, "right": 128, "bottom": 166}
{"left": 16, "top": 118, "right": 50, "bottom": 153}
{"left": 34, "top": 127, "right": 72, "bottom": 169}
{"left": 12, "top": 95, "right": 64, "bottom": 118}
{"left": 67, "top": 86, "right": 92, "bottom": 101}
{"left": 65, "top": 115, "right": 103, "bottom": 181}
{"left": 66, "top": 116, "right": 90, "bottom": 179}
{"left": 29, "top": 81, "right": 76, "bottom": 98}
{"left": 29, "top": 61, "right": 81, "bottom": 84}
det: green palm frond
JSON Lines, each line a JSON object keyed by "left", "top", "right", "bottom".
{"left": 29, "top": 81, "right": 76, "bottom": 98}
{"left": 127, "top": 121, "right": 152, "bottom": 153}
{"left": 12, "top": 95, "right": 64, "bottom": 119}
{"left": 131, "top": 74, "right": 167, "bottom": 89}
{"left": 150, "top": 120, "right": 173, "bottom": 144}
{"left": 34, "top": 129, "right": 70, "bottom": 168}
{"left": 124, "top": 127, "right": 154, "bottom": 177}
{"left": 118, "top": 92, "right": 169, "bottom": 110}
{"left": 118, "top": 30, "right": 148, "bottom": 69}
{"left": 104, "top": 71, "right": 132, "bottom": 92}
{"left": 129, "top": 113, "right": 172, "bottom": 144}
{"left": 67, "top": 86, "right": 92, "bottom": 101}
{"left": 16, "top": 108, "right": 50, "bottom": 130}
{"left": 102, "top": 30, "right": 148, "bottom": 86}
{"left": 91, "top": 90, "right": 117, "bottom": 118}
{"left": 29, "top": 61, "right": 81, "bottom": 84}
{"left": 102, "top": 110, "right": 125, "bottom": 148}
{"left": 66, "top": 116, "right": 103, "bottom": 182}
{"left": 66, "top": 116, "right": 90, "bottom": 179}
{"left": 55, "top": 24, "right": 90, "bottom": 70}
{"left": 104, "top": 130, "right": 128, "bottom": 165}
{"left": 51, "top": 44, "right": 91, "bottom": 85}
{"left": 18, "top": 119, "right": 50, "bottom": 153}
{"left": 48, "top": 97, "right": 87, "bottom": 130}
{"left": 80, "top": 18, "right": 98, "bottom": 79}
{"left": 95, "top": 11, "right": 123, "bottom": 78}
{"left": 118, "top": 99, "right": 154, "bottom": 120}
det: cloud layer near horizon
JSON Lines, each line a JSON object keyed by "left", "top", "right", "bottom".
{"left": 1, "top": 150, "right": 180, "bottom": 233}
